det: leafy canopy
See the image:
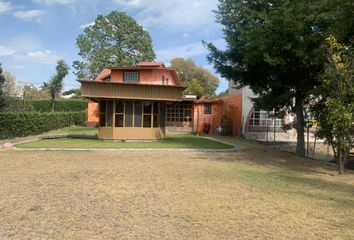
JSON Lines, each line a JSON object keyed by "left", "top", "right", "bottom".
{"left": 205, "top": 0, "right": 353, "bottom": 155}
{"left": 170, "top": 58, "right": 219, "bottom": 98}
{"left": 74, "top": 11, "right": 156, "bottom": 79}
{"left": 311, "top": 36, "right": 354, "bottom": 173}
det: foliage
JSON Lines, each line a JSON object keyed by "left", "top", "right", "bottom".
{"left": 23, "top": 84, "right": 50, "bottom": 101}
{"left": 27, "top": 99, "right": 87, "bottom": 112}
{"left": 170, "top": 58, "right": 219, "bottom": 98}
{"left": 62, "top": 88, "right": 81, "bottom": 98}
{"left": 0, "top": 111, "right": 86, "bottom": 139}
{"left": 49, "top": 60, "right": 69, "bottom": 111}
{"left": 0, "top": 63, "right": 5, "bottom": 111}
{"left": 73, "top": 11, "right": 156, "bottom": 79}
{"left": 183, "top": 79, "right": 205, "bottom": 98}
{"left": 205, "top": 0, "right": 354, "bottom": 156}
{"left": 312, "top": 36, "right": 354, "bottom": 174}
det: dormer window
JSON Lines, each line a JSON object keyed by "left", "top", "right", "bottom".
{"left": 102, "top": 76, "right": 111, "bottom": 82}
{"left": 123, "top": 71, "right": 139, "bottom": 83}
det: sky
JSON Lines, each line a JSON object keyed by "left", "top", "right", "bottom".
{"left": 0, "top": 0, "right": 228, "bottom": 94}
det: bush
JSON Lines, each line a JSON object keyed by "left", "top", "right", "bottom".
{"left": 27, "top": 99, "right": 87, "bottom": 112}
{"left": 0, "top": 111, "right": 87, "bottom": 139}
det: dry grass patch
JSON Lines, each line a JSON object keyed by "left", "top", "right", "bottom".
{"left": 0, "top": 145, "right": 353, "bottom": 239}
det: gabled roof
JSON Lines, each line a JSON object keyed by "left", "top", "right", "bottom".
{"left": 95, "top": 68, "right": 111, "bottom": 81}
{"left": 137, "top": 62, "right": 165, "bottom": 68}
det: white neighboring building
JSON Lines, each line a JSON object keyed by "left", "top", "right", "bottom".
{"left": 228, "top": 80, "right": 298, "bottom": 142}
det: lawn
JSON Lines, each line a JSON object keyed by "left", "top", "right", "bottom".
{"left": 0, "top": 142, "right": 353, "bottom": 239}
{"left": 16, "top": 134, "right": 233, "bottom": 149}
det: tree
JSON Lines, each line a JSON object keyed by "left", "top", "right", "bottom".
{"left": 62, "top": 88, "right": 81, "bottom": 99}
{"left": 170, "top": 58, "right": 219, "bottom": 98}
{"left": 49, "top": 60, "right": 69, "bottom": 111}
{"left": 312, "top": 36, "right": 354, "bottom": 174}
{"left": 0, "top": 64, "right": 5, "bottom": 111}
{"left": 205, "top": 0, "right": 353, "bottom": 156}
{"left": 184, "top": 79, "right": 205, "bottom": 98}
{"left": 73, "top": 11, "right": 156, "bottom": 79}
{"left": 3, "top": 71, "right": 20, "bottom": 98}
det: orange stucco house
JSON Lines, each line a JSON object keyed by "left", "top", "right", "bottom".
{"left": 83, "top": 62, "right": 244, "bottom": 139}
{"left": 80, "top": 62, "right": 185, "bottom": 140}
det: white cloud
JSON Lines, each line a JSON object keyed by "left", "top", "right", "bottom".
{"left": 156, "top": 39, "right": 225, "bottom": 63}
{"left": 0, "top": 1, "right": 11, "bottom": 13}
{"left": 15, "top": 50, "right": 63, "bottom": 64}
{"left": 13, "top": 10, "right": 46, "bottom": 23}
{"left": 11, "top": 65, "right": 24, "bottom": 69}
{"left": 33, "top": 0, "right": 75, "bottom": 5}
{"left": 80, "top": 21, "right": 94, "bottom": 29}
{"left": 112, "top": 0, "right": 218, "bottom": 31}
{"left": 0, "top": 45, "right": 16, "bottom": 56}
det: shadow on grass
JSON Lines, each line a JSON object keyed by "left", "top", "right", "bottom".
{"left": 16, "top": 134, "right": 233, "bottom": 149}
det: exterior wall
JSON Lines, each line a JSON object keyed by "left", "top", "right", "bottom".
{"left": 192, "top": 94, "right": 242, "bottom": 135}
{"left": 87, "top": 100, "right": 99, "bottom": 127}
{"left": 80, "top": 81, "right": 183, "bottom": 101}
{"left": 99, "top": 127, "right": 165, "bottom": 140}
{"left": 241, "top": 86, "right": 257, "bottom": 134}
{"left": 110, "top": 69, "right": 177, "bottom": 85}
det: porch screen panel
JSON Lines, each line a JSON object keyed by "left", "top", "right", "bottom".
{"left": 106, "top": 100, "right": 113, "bottom": 127}
{"left": 160, "top": 103, "right": 166, "bottom": 127}
{"left": 143, "top": 101, "right": 152, "bottom": 128}
{"left": 134, "top": 101, "right": 142, "bottom": 127}
{"left": 125, "top": 101, "right": 133, "bottom": 127}
{"left": 99, "top": 100, "right": 106, "bottom": 127}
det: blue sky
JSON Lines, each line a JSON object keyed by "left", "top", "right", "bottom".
{"left": 0, "top": 0, "right": 227, "bottom": 93}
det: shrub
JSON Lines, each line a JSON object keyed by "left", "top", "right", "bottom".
{"left": 0, "top": 111, "right": 86, "bottom": 139}
{"left": 27, "top": 99, "right": 87, "bottom": 112}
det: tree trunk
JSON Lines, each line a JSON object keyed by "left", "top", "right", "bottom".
{"left": 295, "top": 98, "right": 305, "bottom": 156}
{"left": 338, "top": 150, "right": 345, "bottom": 174}
{"left": 51, "top": 98, "right": 55, "bottom": 112}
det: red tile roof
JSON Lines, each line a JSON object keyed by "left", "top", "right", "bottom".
{"left": 94, "top": 68, "right": 111, "bottom": 81}
{"left": 137, "top": 62, "right": 165, "bottom": 68}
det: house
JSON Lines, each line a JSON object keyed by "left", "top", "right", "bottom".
{"left": 80, "top": 62, "right": 185, "bottom": 140}
{"left": 85, "top": 64, "right": 244, "bottom": 137}
{"left": 228, "top": 81, "right": 298, "bottom": 141}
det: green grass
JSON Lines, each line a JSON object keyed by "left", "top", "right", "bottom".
{"left": 16, "top": 134, "right": 233, "bottom": 149}
{"left": 48, "top": 126, "right": 98, "bottom": 135}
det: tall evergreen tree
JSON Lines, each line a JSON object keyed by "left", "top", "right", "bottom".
{"left": 205, "top": 0, "right": 353, "bottom": 156}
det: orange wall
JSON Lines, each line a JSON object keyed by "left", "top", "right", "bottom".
{"left": 192, "top": 94, "right": 242, "bottom": 136}
{"left": 87, "top": 100, "right": 99, "bottom": 127}
{"left": 110, "top": 69, "right": 177, "bottom": 85}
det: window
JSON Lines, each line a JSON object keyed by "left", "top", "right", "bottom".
{"left": 106, "top": 101, "right": 113, "bottom": 127}
{"left": 99, "top": 100, "right": 106, "bottom": 127}
{"left": 162, "top": 75, "right": 165, "bottom": 85}
{"left": 134, "top": 102, "right": 142, "bottom": 127}
{"left": 166, "top": 78, "right": 169, "bottom": 85}
{"left": 143, "top": 101, "right": 152, "bottom": 128}
{"left": 165, "top": 102, "right": 192, "bottom": 127}
{"left": 115, "top": 100, "right": 124, "bottom": 127}
{"left": 102, "top": 76, "right": 111, "bottom": 82}
{"left": 100, "top": 100, "right": 113, "bottom": 127}
{"left": 153, "top": 102, "right": 159, "bottom": 127}
{"left": 123, "top": 71, "right": 139, "bottom": 82}
{"left": 100, "top": 100, "right": 163, "bottom": 128}
{"left": 249, "top": 110, "right": 283, "bottom": 127}
{"left": 204, "top": 103, "right": 212, "bottom": 114}
{"left": 124, "top": 101, "right": 133, "bottom": 127}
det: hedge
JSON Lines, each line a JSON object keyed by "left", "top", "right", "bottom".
{"left": 0, "top": 111, "right": 87, "bottom": 139}
{"left": 27, "top": 99, "right": 87, "bottom": 112}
